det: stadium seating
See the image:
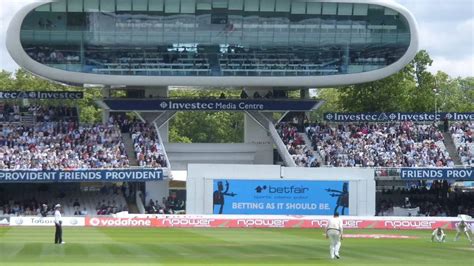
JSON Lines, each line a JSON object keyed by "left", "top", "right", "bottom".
{"left": 377, "top": 182, "right": 474, "bottom": 217}
{"left": 130, "top": 122, "right": 167, "bottom": 168}
{"left": 450, "top": 122, "right": 473, "bottom": 166}
{"left": 0, "top": 184, "right": 128, "bottom": 216}
{"left": 278, "top": 122, "right": 452, "bottom": 167}
{"left": 0, "top": 103, "right": 77, "bottom": 123}
{"left": 276, "top": 123, "right": 320, "bottom": 167}
{"left": 0, "top": 121, "right": 129, "bottom": 169}
{"left": 0, "top": 109, "right": 171, "bottom": 169}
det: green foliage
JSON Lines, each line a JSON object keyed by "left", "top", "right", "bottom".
{"left": 309, "top": 88, "right": 344, "bottom": 121}
{"left": 169, "top": 88, "right": 242, "bottom": 98}
{"left": 170, "top": 111, "right": 244, "bottom": 143}
{"left": 322, "top": 50, "right": 472, "bottom": 114}
{"left": 168, "top": 88, "right": 244, "bottom": 143}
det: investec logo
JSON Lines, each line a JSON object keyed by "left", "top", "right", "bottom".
{"left": 160, "top": 101, "right": 236, "bottom": 110}
{"left": 159, "top": 100, "right": 265, "bottom": 110}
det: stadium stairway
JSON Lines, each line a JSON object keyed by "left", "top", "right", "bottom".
{"left": 298, "top": 131, "right": 323, "bottom": 165}
{"left": 121, "top": 134, "right": 139, "bottom": 166}
{"left": 21, "top": 113, "right": 35, "bottom": 125}
{"left": 442, "top": 132, "right": 463, "bottom": 165}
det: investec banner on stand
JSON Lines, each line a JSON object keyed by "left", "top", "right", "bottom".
{"left": 0, "top": 169, "right": 164, "bottom": 183}
{"left": 400, "top": 168, "right": 474, "bottom": 180}
{"left": 9, "top": 217, "right": 85, "bottom": 226}
{"left": 0, "top": 91, "right": 83, "bottom": 99}
{"left": 324, "top": 112, "right": 474, "bottom": 122}
{"left": 212, "top": 179, "right": 349, "bottom": 215}
{"left": 104, "top": 99, "right": 320, "bottom": 111}
{"left": 83, "top": 215, "right": 470, "bottom": 230}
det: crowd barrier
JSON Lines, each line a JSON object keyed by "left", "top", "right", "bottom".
{"left": 3, "top": 215, "right": 472, "bottom": 231}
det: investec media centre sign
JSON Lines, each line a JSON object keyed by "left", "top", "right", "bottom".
{"left": 160, "top": 100, "right": 263, "bottom": 111}
{"left": 103, "top": 99, "right": 320, "bottom": 111}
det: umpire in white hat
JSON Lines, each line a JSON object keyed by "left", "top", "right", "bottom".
{"left": 54, "top": 204, "right": 65, "bottom": 244}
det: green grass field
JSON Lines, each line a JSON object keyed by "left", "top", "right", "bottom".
{"left": 0, "top": 227, "right": 472, "bottom": 266}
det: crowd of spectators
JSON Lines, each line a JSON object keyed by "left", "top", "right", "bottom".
{"left": 276, "top": 123, "right": 320, "bottom": 167}
{"left": 304, "top": 122, "right": 450, "bottom": 167}
{"left": 450, "top": 122, "right": 473, "bottom": 166}
{"left": 0, "top": 122, "right": 129, "bottom": 170}
{"left": 146, "top": 195, "right": 185, "bottom": 215}
{"left": 0, "top": 192, "right": 127, "bottom": 217}
{"left": 377, "top": 181, "right": 474, "bottom": 217}
{"left": 27, "top": 105, "right": 77, "bottom": 122}
{"left": 130, "top": 122, "right": 167, "bottom": 168}
{"left": 0, "top": 103, "right": 77, "bottom": 123}
{"left": 25, "top": 46, "right": 80, "bottom": 64}
{"left": 0, "top": 198, "right": 42, "bottom": 216}
{"left": 95, "top": 199, "right": 127, "bottom": 215}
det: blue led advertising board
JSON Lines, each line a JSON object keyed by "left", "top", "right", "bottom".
{"left": 212, "top": 179, "right": 349, "bottom": 215}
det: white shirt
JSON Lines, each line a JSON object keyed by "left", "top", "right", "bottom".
{"left": 457, "top": 222, "right": 470, "bottom": 232}
{"left": 54, "top": 210, "right": 62, "bottom": 224}
{"left": 327, "top": 216, "right": 344, "bottom": 233}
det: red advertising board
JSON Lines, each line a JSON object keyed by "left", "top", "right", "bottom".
{"left": 85, "top": 215, "right": 461, "bottom": 230}
{"left": 86, "top": 217, "right": 158, "bottom": 227}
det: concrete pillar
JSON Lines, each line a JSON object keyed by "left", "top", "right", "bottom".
{"left": 244, "top": 113, "right": 273, "bottom": 164}
{"left": 300, "top": 88, "right": 310, "bottom": 99}
{"left": 102, "top": 86, "right": 111, "bottom": 123}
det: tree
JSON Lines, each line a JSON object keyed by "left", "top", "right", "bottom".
{"left": 338, "top": 64, "right": 415, "bottom": 112}
{"left": 167, "top": 88, "right": 245, "bottom": 143}
{"left": 336, "top": 50, "right": 445, "bottom": 112}
{"left": 309, "top": 88, "right": 345, "bottom": 122}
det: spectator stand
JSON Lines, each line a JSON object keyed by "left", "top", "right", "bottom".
{"left": 0, "top": 183, "right": 127, "bottom": 217}
{"left": 376, "top": 181, "right": 473, "bottom": 217}
{"left": 303, "top": 121, "right": 450, "bottom": 168}
{"left": 450, "top": 122, "right": 473, "bottom": 166}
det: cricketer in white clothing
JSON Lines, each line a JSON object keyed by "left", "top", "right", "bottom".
{"left": 454, "top": 220, "right": 472, "bottom": 244}
{"left": 326, "top": 212, "right": 343, "bottom": 259}
{"left": 431, "top": 228, "right": 446, "bottom": 243}
{"left": 54, "top": 204, "right": 65, "bottom": 244}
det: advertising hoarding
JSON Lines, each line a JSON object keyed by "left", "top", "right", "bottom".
{"left": 212, "top": 180, "right": 349, "bottom": 215}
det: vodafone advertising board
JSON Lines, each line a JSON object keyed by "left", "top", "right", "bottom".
{"left": 86, "top": 217, "right": 158, "bottom": 227}
{"left": 9, "top": 217, "right": 84, "bottom": 226}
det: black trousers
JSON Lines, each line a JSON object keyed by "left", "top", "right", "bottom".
{"left": 55, "top": 223, "right": 62, "bottom": 244}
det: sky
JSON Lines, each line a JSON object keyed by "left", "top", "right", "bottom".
{"left": 0, "top": 0, "right": 473, "bottom": 78}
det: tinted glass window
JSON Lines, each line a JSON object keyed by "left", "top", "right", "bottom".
{"left": 20, "top": 0, "right": 411, "bottom": 77}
